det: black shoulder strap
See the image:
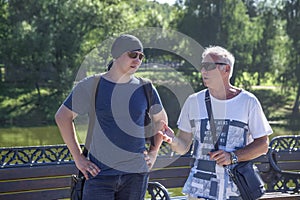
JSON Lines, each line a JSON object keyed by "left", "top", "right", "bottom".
{"left": 141, "top": 78, "right": 153, "bottom": 113}
{"left": 84, "top": 74, "right": 101, "bottom": 156}
{"left": 205, "top": 90, "right": 219, "bottom": 151}
{"left": 139, "top": 77, "right": 155, "bottom": 146}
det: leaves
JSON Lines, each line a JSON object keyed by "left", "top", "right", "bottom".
{"left": 0, "top": 0, "right": 299, "bottom": 125}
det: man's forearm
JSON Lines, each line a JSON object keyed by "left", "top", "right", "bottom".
{"left": 147, "top": 147, "right": 159, "bottom": 169}
{"left": 170, "top": 136, "right": 192, "bottom": 155}
{"left": 55, "top": 107, "right": 82, "bottom": 161}
{"left": 147, "top": 109, "right": 168, "bottom": 168}
{"left": 234, "top": 135, "right": 269, "bottom": 162}
{"left": 58, "top": 121, "right": 82, "bottom": 160}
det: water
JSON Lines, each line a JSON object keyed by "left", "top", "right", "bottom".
{"left": 0, "top": 126, "right": 64, "bottom": 147}
{"left": 0, "top": 124, "right": 299, "bottom": 148}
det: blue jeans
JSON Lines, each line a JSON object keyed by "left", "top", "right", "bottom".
{"left": 82, "top": 173, "right": 149, "bottom": 200}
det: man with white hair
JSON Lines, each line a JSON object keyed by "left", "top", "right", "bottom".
{"left": 161, "top": 46, "right": 272, "bottom": 199}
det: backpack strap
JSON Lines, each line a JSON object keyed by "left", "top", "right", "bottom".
{"left": 139, "top": 77, "right": 155, "bottom": 146}
{"left": 76, "top": 74, "right": 101, "bottom": 178}
{"left": 84, "top": 74, "right": 101, "bottom": 154}
{"left": 141, "top": 78, "right": 153, "bottom": 115}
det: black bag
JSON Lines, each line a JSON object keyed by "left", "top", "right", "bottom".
{"left": 70, "top": 174, "right": 85, "bottom": 200}
{"left": 228, "top": 161, "right": 265, "bottom": 200}
{"left": 70, "top": 148, "right": 88, "bottom": 200}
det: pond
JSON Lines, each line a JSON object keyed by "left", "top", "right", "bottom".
{"left": 0, "top": 124, "right": 299, "bottom": 148}
{"left": 0, "top": 126, "right": 62, "bottom": 147}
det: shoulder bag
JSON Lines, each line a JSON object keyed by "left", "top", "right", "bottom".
{"left": 70, "top": 147, "right": 88, "bottom": 200}
{"left": 205, "top": 90, "right": 265, "bottom": 200}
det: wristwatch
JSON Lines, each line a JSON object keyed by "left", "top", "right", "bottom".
{"left": 230, "top": 151, "right": 238, "bottom": 164}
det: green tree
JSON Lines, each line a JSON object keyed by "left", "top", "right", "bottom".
{"left": 218, "top": 0, "right": 267, "bottom": 85}
{"left": 0, "top": 0, "right": 8, "bottom": 47}
{"left": 244, "top": 1, "right": 282, "bottom": 86}
{"left": 0, "top": 0, "right": 182, "bottom": 125}
{"left": 281, "top": 0, "right": 300, "bottom": 114}
{"left": 175, "top": 0, "right": 263, "bottom": 86}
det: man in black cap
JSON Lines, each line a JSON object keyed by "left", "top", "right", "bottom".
{"left": 55, "top": 34, "right": 168, "bottom": 199}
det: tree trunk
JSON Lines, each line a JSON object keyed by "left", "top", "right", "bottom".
{"left": 35, "top": 82, "right": 41, "bottom": 106}
{"left": 292, "top": 83, "right": 300, "bottom": 114}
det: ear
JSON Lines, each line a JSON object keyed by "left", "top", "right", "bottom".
{"left": 225, "top": 65, "right": 231, "bottom": 73}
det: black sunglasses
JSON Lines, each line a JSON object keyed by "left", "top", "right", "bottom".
{"left": 127, "top": 51, "right": 144, "bottom": 60}
{"left": 200, "top": 62, "right": 228, "bottom": 71}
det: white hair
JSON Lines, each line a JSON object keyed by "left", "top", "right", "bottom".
{"left": 202, "top": 46, "right": 235, "bottom": 78}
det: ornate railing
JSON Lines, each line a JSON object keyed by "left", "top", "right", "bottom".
{"left": 0, "top": 136, "right": 299, "bottom": 195}
{"left": 0, "top": 142, "right": 176, "bottom": 168}
{"left": 268, "top": 135, "right": 300, "bottom": 193}
{"left": 0, "top": 144, "right": 75, "bottom": 168}
{"left": 269, "top": 135, "right": 299, "bottom": 151}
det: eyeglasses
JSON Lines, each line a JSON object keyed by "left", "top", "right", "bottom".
{"left": 127, "top": 51, "right": 144, "bottom": 60}
{"left": 199, "top": 62, "right": 228, "bottom": 71}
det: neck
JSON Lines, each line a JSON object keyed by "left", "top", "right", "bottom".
{"left": 209, "top": 84, "right": 240, "bottom": 100}
{"left": 104, "top": 69, "right": 132, "bottom": 83}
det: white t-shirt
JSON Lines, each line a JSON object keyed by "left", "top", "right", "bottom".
{"left": 178, "top": 89, "right": 273, "bottom": 199}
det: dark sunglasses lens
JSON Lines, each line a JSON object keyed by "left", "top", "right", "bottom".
{"left": 138, "top": 53, "right": 144, "bottom": 60}
{"left": 128, "top": 52, "right": 144, "bottom": 60}
{"left": 128, "top": 52, "right": 138, "bottom": 59}
{"left": 200, "top": 63, "right": 217, "bottom": 71}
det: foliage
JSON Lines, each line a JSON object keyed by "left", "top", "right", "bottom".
{"left": 250, "top": 88, "right": 289, "bottom": 119}
{"left": 0, "top": 0, "right": 8, "bottom": 40}
{"left": 0, "top": 0, "right": 299, "bottom": 126}
{"left": 280, "top": 0, "right": 300, "bottom": 114}
{"left": 175, "top": 0, "right": 263, "bottom": 85}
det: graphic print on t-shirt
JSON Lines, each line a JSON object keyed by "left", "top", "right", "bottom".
{"left": 186, "top": 118, "right": 248, "bottom": 199}
{"left": 191, "top": 118, "right": 248, "bottom": 159}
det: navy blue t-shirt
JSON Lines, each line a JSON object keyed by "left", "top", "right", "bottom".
{"left": 63, "top": 75, "right": 163, "bottom": 174}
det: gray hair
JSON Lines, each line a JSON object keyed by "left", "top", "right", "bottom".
{"left": 202, "top": 46, "right": 235, "bottom": 78}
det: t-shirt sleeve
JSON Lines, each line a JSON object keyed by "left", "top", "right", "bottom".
{"left": 248, "top": 97, "right": 273, "bottom": 138}
{"left": 177, "top": 96, "right": 193, "bottom": 133}
{"left": 63, "top": 77, "right": 94, "bottom": 115}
